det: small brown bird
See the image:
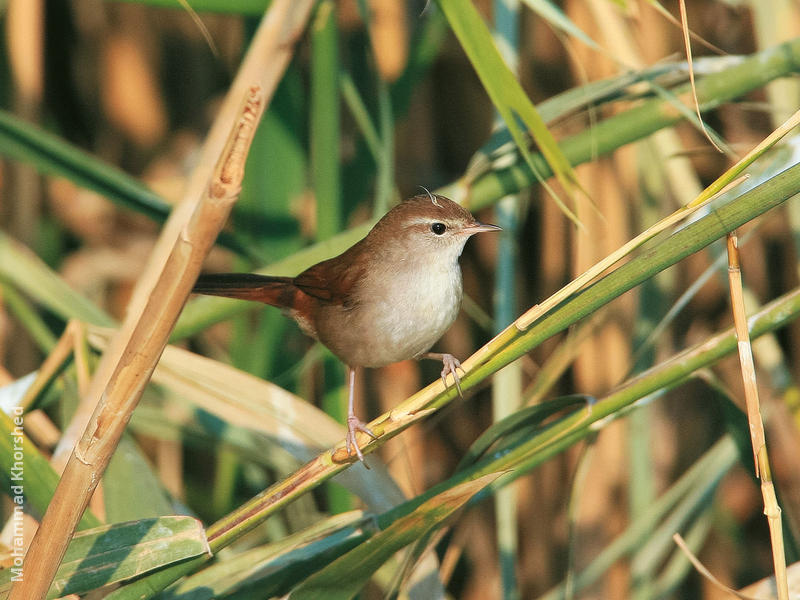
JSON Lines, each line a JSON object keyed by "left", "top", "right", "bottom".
{"left": 193, "top": 193, "right": 500, "bottom": 461}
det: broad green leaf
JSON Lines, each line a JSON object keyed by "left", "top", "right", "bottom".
{"left": 287, "top": 472, "right": 501, "bottom": 600}
{"left": 436, "top": 0, "right": 583, "bottom": 224}
{"left": 0, "top": 516, "right": 209, "bottom": 599}
{"left": 160, "top": 511, "right": 368, "bottom": 599}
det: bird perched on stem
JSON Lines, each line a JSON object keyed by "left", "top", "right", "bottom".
{"left": 193, "top": 193, "right": 500, "bottom": 461}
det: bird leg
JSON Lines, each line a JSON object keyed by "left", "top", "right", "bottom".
{"left": 421, "top": 352, "right": 464, "bottom": 397}
{"left": 345, "top": 366, "right": 377, "bottom": 462}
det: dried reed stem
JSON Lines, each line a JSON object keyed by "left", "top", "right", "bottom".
{"left": 20, "top": 320, "right": 89, "bottom": 412}
{"left": 9, "top": 87, "right": 266, "bottom": 600}
{"left": 726, "top": 231, "right": 788, "bottom": 600}
{"left": 53, "top": 0, "right": 315, "bottom": 465}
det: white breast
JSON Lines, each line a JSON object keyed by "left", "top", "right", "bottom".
{"left": 317, "top": 254, "right": 464, "bottom": 368}
{"left": 380, "top": 260, "right": 463, "bottom": 355}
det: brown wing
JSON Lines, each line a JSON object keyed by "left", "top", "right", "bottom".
{"left": 293, "top": 250, "right": 364, "bottom": 307}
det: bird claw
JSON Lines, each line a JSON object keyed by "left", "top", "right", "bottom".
{"left": 345, "top": 415, "right": 377, "bottom": 463}
{"left": 439, "top": 353, "right": 465, "bottom": 398}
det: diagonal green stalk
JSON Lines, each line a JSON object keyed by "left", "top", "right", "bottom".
{"left": 461, "top": 284, "right": 800, "bottom": 508}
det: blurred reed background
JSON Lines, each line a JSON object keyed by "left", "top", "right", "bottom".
{"left": 2, "top": 1, "right": 800, "bottom": 598}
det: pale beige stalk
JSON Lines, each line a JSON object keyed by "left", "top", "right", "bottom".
{"left": 726, "top": 231, "right": 789, "bottom": 600}
{"left": 9, "top": 85, "right": 268, "bottom": 600}
{"left": 53, "top": 0, "right": 315, "bottom": 465}
{"left": 21, "top": 320, "right": 90, "bottom": 413}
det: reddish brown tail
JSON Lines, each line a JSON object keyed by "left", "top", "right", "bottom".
{"left": 192, "top": 273, "right": 298, "bottom": 309}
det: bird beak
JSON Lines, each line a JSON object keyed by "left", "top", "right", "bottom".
{"left": 465, "top": 221, "right": 502, "bottom": 234}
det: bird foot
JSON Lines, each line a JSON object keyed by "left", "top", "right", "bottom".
{"left": 438, "top": 353, "right": 464, "bottom": 397}
{"left": 345, "top": 415, "right": 377, "bottom": 463}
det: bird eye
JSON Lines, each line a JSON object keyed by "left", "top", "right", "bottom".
{"left": 431, "top": 222, "right": 446, "bottom": 235}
